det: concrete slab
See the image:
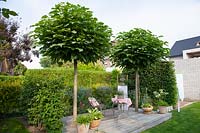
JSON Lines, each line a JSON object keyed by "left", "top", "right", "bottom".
{"left": 63, "top": 108, "right": 172, "bottom": 133}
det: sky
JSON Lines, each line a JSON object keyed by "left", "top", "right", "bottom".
{"left": 2, "top": 0, "right": 200, "bottom": 68}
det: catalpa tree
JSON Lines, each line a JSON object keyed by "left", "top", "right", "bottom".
{"left": 32, "top": 2, "right": 112, "bottom": 120}
{"left": 110, "top": 28, "right": 169, "bottom": 111}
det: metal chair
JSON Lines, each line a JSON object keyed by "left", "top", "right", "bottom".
{"left": 88, "top": 97, "right": 104, "bottom": 112}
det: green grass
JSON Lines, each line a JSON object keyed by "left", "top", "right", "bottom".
{"left": 143, "top": 102, "right": 200, "bottom": 133}
{"left": 0, "top": 118, "right": 29, "bottom": 133}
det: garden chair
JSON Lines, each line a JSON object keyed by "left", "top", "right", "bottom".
{"left": 88, "top": 97, "right": 104, "bottom": 112}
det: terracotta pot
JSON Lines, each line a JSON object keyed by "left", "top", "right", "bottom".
{"left": 143, "top": 106, "right": 153, "bottom": 114}
{"left": 77, "top": 124, "right": 90, "bottom": 133}
{"left": 90, "top": 119, "right": 101, "bottom": 129}
{"left": 159, "top": 106, "right": 167, "bottom": 114}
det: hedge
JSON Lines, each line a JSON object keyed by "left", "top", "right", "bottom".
{"left": 26, "top": 68, "right": 117, "bottom": 88}
{"left": 127, "top": 61, "right": 178, "bottom": 106}
{"left": 0, "top": 76, "right": 23, "bottom": 118}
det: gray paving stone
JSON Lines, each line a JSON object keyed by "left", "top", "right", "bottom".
{"left": 63, "top": 108, "right": 172, "bottom": 133}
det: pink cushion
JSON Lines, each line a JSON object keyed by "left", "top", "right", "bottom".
{"left": 88, "top": 97, "right": 99, "bottom": 107}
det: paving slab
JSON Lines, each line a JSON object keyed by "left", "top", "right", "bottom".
{"left": 62, "top": 108, "right": 172, "bottom": 133}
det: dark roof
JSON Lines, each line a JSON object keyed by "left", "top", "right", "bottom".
{"left": 170, "top": 36, "right": 200, "bottom": 57}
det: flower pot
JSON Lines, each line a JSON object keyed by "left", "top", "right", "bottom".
{"left": 90, "top": 119, "right": 101, "bottom": 129}
{"left": 77, "top": 124, "right": 90, "bottom": 133}
{"left": 142, "top": 106, "right": 153, "bottom": 114}
{"left": 159, "top": 106, "right": 167, "bottom": 114}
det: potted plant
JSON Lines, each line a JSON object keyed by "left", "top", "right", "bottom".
{"left": 157, "top": 100, "right": 168, "bottom": 114}
{"left": 87, "top": 108, "right": 104, "bottom": 129}
{"left": 153, "top": 89, "right": 169, "bottom": 114}
{"left": 76, "top": 114, "right": 92, "bottom": 133}
{"left": 142, "top": 103, "right": 153, "bottom": 114}
{"left": 141, "top": 88, "right": 153, "bottom": 114}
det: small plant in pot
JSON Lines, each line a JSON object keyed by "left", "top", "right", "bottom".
{"left": 157, "top": 100, "right": 168, "bottom": 114}
{"left": 76, "top": 114, "right": 92, "bottom": 133}
{"left": 141, "top": 88, "right": 153, "bottom": 114}
{"left": 87, "top": 108, "right": 104, "bottom": 129}
{"left": 142, "top": 103, "right": 153, "bottom": 114}
{"left": 153, "top": 89, "right": 169, "bottom": 114}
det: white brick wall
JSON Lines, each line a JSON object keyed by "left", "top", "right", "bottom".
{"left": 170, "top": 58, "right": 200, "bottom": 101}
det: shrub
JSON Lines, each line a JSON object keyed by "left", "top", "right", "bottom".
{"left": 25, "top": 74, "right": 68, "bottom": 132}
{"left": 93, "top": 86, "right": 117, "bottom": 109}
{"left": 14, "top": 62, "right": 27, "bottom": 76}
{"left": 21, "top": 70, "right": 67, "bottom": 112}
{"left": 0, "top": 76, "right": 22, "bottom": 118}
{"left": 22, "top": 70, "right": 70, "bottom": 132}
{"left": 77, "top": 88, "right": 92, "bottom": 114}
{"left": 28, "top": 89, "right": 66, "bottom": 132}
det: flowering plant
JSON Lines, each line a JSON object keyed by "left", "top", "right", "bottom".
{"left": 87, "top": 108, "right": 104, "bottom": 120}
{"left": 153, "top": 89, "right": 168, "bottom": 106}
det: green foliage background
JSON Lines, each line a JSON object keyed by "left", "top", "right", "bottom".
{"left": 25, "top": 68, "right": 117, "bottom": 88}
{"left": 128, "top": 61, "right": 178, "bottom": 106}
{"left": 0, "top": 62, "right": 177, "bottom": 131}
{"left": 0, "top": 76, "right": 22, "bottom": 118}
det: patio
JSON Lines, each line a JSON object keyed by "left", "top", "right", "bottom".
{"left": 62, "top": 108, "right": 172, "bottom": 133}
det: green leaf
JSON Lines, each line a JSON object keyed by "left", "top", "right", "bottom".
{"left": 72, "top": 30, "right": 77, "bottom": 34}
{"left": 2, "top": 8, "right": 18, "bottom": 18}
{"left": 8, "top": 10, "right": 18, "bottom": 16}
{"left": 2, "top": 11, "right": 9, "bottom": 18}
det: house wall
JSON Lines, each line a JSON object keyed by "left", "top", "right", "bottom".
{"left": 183, "top": 48, "right": 200, "bottom": 59}
{"left": 170, "top": 58, "right": 200, "bottom": 101}
{"left": 170, "top": 56, "right": 183, "bottom": 61}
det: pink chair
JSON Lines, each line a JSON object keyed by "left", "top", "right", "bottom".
{"left": 88, "top": 97, "right": 104, "bottom": 112}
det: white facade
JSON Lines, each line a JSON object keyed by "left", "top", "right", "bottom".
{"left": 170, "top": 57, "right": 200, "bottom": 101}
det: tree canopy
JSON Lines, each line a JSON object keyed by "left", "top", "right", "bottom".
{"left": 111, "top": 28, "right": 169, "bottom": 71}
{"left": 32, "top": 2, "right": 112, "bottom": 64}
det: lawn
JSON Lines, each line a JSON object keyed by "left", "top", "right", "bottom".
{"left": 0, "top": 118, "right": 29, "bottom": 133}
{"left": 143, "top": 102, "right": 200, "bottom": 133}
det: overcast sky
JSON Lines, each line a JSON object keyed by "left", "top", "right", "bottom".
{"left": 3, "top": 0, "right": 200, "bottom": 68}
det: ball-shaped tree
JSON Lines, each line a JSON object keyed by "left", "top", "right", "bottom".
{"left": 32, "top": 2, "right": 112, "bottom": 120}
{"left": 110, "top": 28, "right": 169, "bottom": 111}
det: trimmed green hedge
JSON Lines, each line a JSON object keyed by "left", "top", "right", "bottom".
{"left": 0, "top": 76, "right": 23, "bottom": 118}
{"left": 128, "top": 61, "right": 178, "bottom": 106}
{"left": 26, "top": 68, "right": 117, "bottom": 88}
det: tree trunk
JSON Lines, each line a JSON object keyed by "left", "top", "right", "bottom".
{"left": 1, "top": 58, "right": 9, "bottom": 73}
{"left": 135, "top": 70, "right": 139, "bottom": 112}
{"left": 73, "top": 60, "right": 78, "bottom": 122}
{"left": 138, "top": 74, "right": 140, "bottom": 105}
